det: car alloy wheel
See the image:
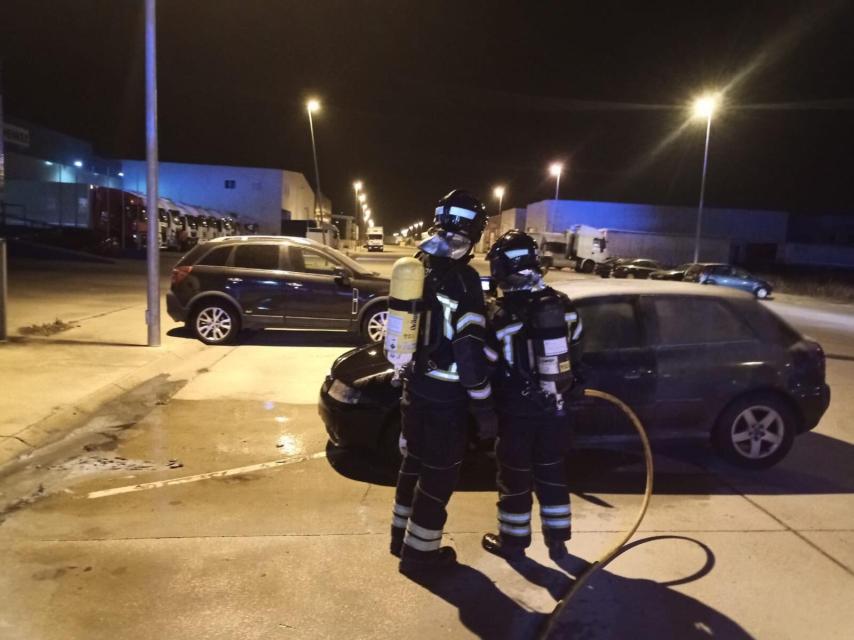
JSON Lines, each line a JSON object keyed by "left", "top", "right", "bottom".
{"left": 193, "top": 303, "right": 238, "bottom": 344}
{"left": 712, "top": 392, "right": 796, "bottom": 469}
{"left": 363, "top": 309, "right": 388, "bottom": 343}
{"left": 755, "top": 287, "right": 769, "bottom": 299}
{"left": 730, "top": 405, "right": 784, "bottom": 460}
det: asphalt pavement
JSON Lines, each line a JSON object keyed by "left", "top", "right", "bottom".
{"left": 0, "top": 251, "right": 852, "bottom": 639}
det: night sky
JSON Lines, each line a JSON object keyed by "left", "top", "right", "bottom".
{"left": 2, "top": 1, "right": 853, "bottom": 229}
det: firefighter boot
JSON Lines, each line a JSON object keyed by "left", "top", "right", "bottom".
{"left": 399, "top": 547, "right": 457, "bottom": 574}
{"left": 482, "top": 533, "right": 526, "bottom": 560}
{"left": 546, "top": 539, "right": 568, "bottom": 561}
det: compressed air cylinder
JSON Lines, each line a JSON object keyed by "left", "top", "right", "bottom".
{"left": 530, "top": 295, "right": 573, "bottom": 412}
{"left": 384, "top": 257, "right": 425, "bottom": 373}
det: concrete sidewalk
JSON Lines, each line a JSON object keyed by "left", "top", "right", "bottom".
{"left": 0, "top": 293, "right": 207, "bottom": 473}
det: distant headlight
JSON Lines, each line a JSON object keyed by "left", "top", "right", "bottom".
{"left": 327, "top": 379, "right": 362, "bottom": 404}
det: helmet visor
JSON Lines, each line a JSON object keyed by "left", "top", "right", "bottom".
{"left": 419, "top": 230, "right": 472, "bottom": 260}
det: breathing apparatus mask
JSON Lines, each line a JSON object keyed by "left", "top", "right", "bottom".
{"left": 418, "top": 229, "right": 473, "bottom": 260}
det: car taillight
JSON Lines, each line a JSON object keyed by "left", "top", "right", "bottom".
{"left": 791, "top": 340, "right": 825, "bottom": 383}
{"left": 171, "top": 265, "right": 192, "bottom": 285}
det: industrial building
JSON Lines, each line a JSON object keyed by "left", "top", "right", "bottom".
{"left": 1, "top": 117, "right": 121, "bottom": 228}
{"left": 120, "top": 160, "right": 330, "bottom": 235}
{"left": 486, "top": 199, "right": 790, "bottom": 266}
{"left": 0, "top": 118, "right": 326, "bottom": 237}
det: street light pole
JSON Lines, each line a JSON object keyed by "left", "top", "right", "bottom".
{"left": 145, "top": 0, "right": 160, "bottom": 347}
{"left": 691, "top": 93, "right": 719, "bottom": 263}
{"left": 693, "top": 113, "right": 712, "bottom": 263}
{"left": 306, "top": 99, "right": 322, "bottom": 225}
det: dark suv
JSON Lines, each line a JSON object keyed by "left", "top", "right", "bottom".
{"left": 167, "top": 236, "right": 390, "bottom": 344}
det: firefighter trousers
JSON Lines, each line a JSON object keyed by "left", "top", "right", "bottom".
{"left": 391, "top": 388, "right": 468, "bottom": 560}
{"left": 494, "top": 409, "right": 571, "bottom": 548}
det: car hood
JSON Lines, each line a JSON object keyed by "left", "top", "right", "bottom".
{"left": 331, "top": 344, "right": 393, "bottom": 386}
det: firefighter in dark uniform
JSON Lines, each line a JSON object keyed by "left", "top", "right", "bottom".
{"left": 390, "top": 190, "right": 497, "bottom": 571}
{"left": 481, "top": 229, "right": 583, "bottom": 560}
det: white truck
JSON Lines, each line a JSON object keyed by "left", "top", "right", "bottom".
{"left": 531, "top": 225, "right": 603, "bottom": 272}
{"left": 366, "top": 226, "right": 384, "bottom": 252}
{"left": 536, "top": 225, "right": 729, "bottom": 272}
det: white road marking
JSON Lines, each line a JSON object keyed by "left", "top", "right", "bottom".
{"left": 86, "top": 451, "right": 328, "bottom": 499}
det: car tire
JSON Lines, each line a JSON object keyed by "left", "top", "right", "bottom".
{"left": 755, "top": 287, "right": 770, "bottom": 299}
{"left": 361, "top": 305, "right": 388, "bottom": 343}
{"left": 191, "top": 300, "right": 240, "bottom": 345}
{"left": 711, "top": 392, "right": 797, "bottom": 469}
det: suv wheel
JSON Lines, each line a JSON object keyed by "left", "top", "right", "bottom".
{"left": 361, "top": 307, "right": 388, "bottom": 343}
{"left": 712, "top": 393, "right": 796, "bottom": 469}
{"left": 192, "top": 301, "right": 240, "bottom": 345}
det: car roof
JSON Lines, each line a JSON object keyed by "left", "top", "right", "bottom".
{"left": 553, "top": 278, "right": 755, "bottom": 301}
{"left": 205, "top": 235, "right": 323, "bottom": 247}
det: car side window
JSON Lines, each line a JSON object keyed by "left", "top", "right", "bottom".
{"left": 232, "top": 244, "right": 280, "bottom": 270}
{"left": 289, "top": 247, "right": 341, "bottom": 275}
{"left": 577, "top": 300, "right": 642, "bottom": 352}
{"left": 651, "top": 297, "right": 756, "bottom": 346}
{"left": 197, "top": 245, "right": 232, "bottom": 266}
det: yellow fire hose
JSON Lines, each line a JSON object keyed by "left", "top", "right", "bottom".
{"left": 539, "top": 388, "right": 655, "bottom": 639}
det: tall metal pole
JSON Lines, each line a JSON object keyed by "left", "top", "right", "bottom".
{"left": 145, "top": 0, "right": 160, "bottom": 346}
{"left": 554, "top": 172, "right": 561, "bottom": 200}
{"left": 0, "top": 239, "right": 7, "bottom": 343}
{"left": 497, "top": 192, "right": 504, "bottom": 217}
{"left": 307, "top": 109, "right": 322, "bottom": 224}
{"left": 693, "top": 114, "right": 712, "bottom": 263}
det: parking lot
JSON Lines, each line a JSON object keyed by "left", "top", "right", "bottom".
{"left": 0, "top": 251, "right": 853, "bottom": 639}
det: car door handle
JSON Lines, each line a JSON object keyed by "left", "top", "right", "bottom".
{"left": 227, "top": 277, "right": 243, "bottom": 283}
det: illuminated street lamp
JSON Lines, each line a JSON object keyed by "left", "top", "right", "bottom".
{"left": 358, "top": 193, "right": 366, "bottom": 203}
{"left": 305, "top": 98, "right": 323, "bottom": 224}
{"left": 353, "top": 181, "right": 364, "bottom": 237}
{"left": 691, "top": 92, "right": 720, "bottom": 262}
{"left": 549, "top": 163, "right": 563, "bottom": 200}
{"left": 493, "top": 185, "right": 505, "bottom": 216}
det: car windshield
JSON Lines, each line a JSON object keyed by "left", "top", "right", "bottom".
{"left": 368, "top": 234, "right": 383, "bottom": 240}
{"left": 319, "top": 246, "right": 372, "bottom": 275}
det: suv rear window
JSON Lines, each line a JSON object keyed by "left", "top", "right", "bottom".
{"left": 577, "top": 300, "right": 643, "bottom": 351}
{"left": 650, "top": 296, "right": 755, "bottom": 346}
{"left": 197, "top": 245, "right": 232, "bottom": 266}
{"left": 232, "top": 244, "right": 280, "bottom": 270}
{"left": 175, "top": 243, "right": 209, "bottom": 267}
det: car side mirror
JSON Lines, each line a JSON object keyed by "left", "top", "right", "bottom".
{"left": 333, "top": 266, "right": 352, "bottom": 286}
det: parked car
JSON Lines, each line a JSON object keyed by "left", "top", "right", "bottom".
{"left": 319, "top": 280, "right": 829, "bottom": 469}
{"left": 168, "top": 236, "right": 390, "bottom": 344}
{"left": 612, "top": 258, "right": 663, "bottom": 279}
{"left": 594, "top": 257, "right": 625, "bottom": 278}
{"left": 684, "top": 263, "right": 773, "bottom": 299}
{"left": 650, "top": 263, "right": 693, "bottom": 281}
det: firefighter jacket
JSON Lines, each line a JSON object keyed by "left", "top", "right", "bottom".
{"left": 487, "top": 286, "right": 583, "bottom": 415}
{"left": 406, "top": 254, "right": 493, "bottom": 404}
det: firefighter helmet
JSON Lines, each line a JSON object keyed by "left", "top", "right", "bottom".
{"left": 486, "top": 229, "right": 542, "bottom": 288}
{"left": 432, "top": 190, "right": 488, "bottom": 244}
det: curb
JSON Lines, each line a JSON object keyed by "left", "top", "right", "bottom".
{"left": 0, "top": 336, "right": 211, "bottom": 477}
